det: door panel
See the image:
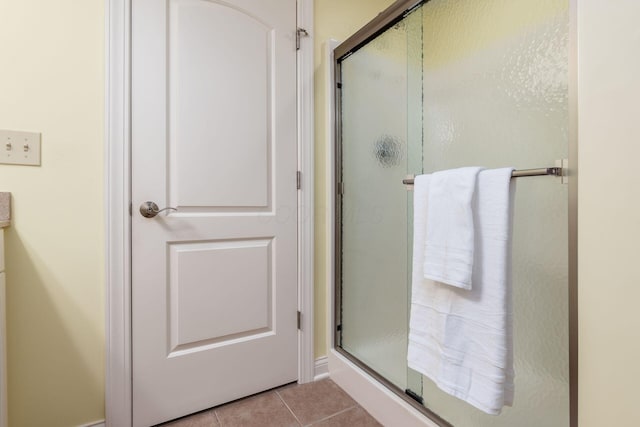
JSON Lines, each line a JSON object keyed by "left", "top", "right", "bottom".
{"left": 131, "top": 1, "right": 298, "bottom": 425}
{"left": 168, "top": 238, "right": 273, "bottom": 352}
{"left": 169, "top": 0, "right": 273, "bottom": 209}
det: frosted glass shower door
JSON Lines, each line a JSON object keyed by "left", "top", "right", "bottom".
{"left": 336, "top": 0, "right": 571, "bottom": 425}
{"left": 338, "top": 10, "right": 424, "bottom": 394}
{"left": 418, "top": 1, "right": 570, "bottom": 426}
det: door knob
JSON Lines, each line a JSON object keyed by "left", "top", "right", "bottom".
{"left": 139, "top": 201, "right": 178, "bottom": 218}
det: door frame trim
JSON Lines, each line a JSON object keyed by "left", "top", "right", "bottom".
{"left": 104, "top": 1, "right": 315, "bottom": 425}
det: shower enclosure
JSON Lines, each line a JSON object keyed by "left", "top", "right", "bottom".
{"left": 334, "top": 1, "right": 575, "bottom": 426}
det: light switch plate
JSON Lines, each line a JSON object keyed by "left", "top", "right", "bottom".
{"left": 0, "top": 129, "right": 41, "bottom": 166}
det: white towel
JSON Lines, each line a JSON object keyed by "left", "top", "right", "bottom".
{"left": 408, "top": 168, "right": 515, "bottom": 415}
{"left": 423, "top": 167, "right": 483, "bottom": 290}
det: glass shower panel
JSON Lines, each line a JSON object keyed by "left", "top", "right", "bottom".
{"left": 337, "top": 1, "right": 571, "bottom": 425}
{"left": 405, "top": 5, "right": 426, "bottom": 398}
{"left": 419, "top": 0, "right": 570, "bottom": 426}
{"left": 339, "top": 12, "right": 423, "bottom": 392}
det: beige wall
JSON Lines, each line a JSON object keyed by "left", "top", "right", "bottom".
{"left": 577, "top": 1, "right": 640, "bottom": 426}
{"left": 0, "top": 0, "right": 105, "bottom": 426}
{"left": 313, "top": 0, "right": 396, "bottom": 359}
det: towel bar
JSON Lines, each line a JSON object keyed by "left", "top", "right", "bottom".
{"left": 401, "top": 167, "right": 562, "bottom": 185}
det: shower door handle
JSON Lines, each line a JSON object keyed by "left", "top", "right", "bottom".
{"left": 139, "top": 201, "right": 178, "bottom": 218}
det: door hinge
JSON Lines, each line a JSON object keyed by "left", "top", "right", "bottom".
{"left": 296, "top": 28, "right": 308, "bottom": 50}
{"left": 296, "top": 171, "right": 302, "bottom": 190}
{"left": 297, "top": 311, "right": 302, "bottom": 330}
{"left": 129, "top": 202, "right": 132, "bottom": 216}
{"left": 337, "top": 182, "right": 344, "bottom": 195}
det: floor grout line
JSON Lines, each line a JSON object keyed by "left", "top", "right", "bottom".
{"left": 275, "top": 390, "right": 304, "bottom": 427}
{"left": 302, "top": 405, "right": 359, "bottom": 427}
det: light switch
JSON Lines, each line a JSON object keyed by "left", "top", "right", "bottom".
{"left": 0, "top": 129, "right": 41, "bottom": 166}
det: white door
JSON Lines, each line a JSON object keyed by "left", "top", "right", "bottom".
{"left": 131, "top": 0, "right": 298, "bottom": 425}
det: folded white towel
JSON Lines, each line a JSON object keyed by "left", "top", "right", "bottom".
{"left": 423, "top": 166, "right": 483, "bottom": 290}
{"left": 408, "top": 168, "right": 515, "bottom": 415}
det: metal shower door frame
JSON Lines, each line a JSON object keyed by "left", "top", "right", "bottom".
{"left": 332, "top": 1, "right": 578, "bottom": 426}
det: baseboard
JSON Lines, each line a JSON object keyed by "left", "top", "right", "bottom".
{"left": 314, "top": 356, "right": 329, "bottom": 381}
{"left": 77, "top": 421, "right": 105, "bottom": 427}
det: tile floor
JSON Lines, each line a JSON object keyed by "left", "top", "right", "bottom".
{"left": 160, "top": 379, "right": 382, "bottom": 427}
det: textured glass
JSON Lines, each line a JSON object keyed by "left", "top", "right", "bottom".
{"left": 373, "top": 135, "right": 404, "bottom": 168}
{"left": 419, "top": 0, "right": 570, "bottom": 425}
{"left": 339, "top": 1, "right": 570, "bottom": 425}
{"left": 405, "top": 6, "right": 426, "bottom": 398}
{"left": 340, "top": 12, "right": 423, "bottom": 391}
